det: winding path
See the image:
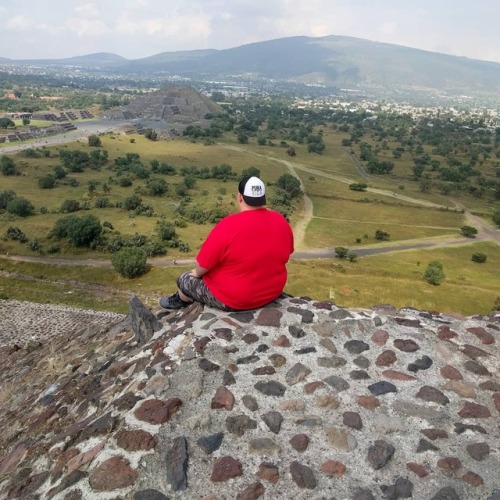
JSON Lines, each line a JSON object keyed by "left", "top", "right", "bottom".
{"left": 1, "top": 140, "right": 498, "bottom": 270}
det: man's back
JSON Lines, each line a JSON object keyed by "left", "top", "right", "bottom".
{"left": 197, "top": 208, "right": 294, "bottom": 309}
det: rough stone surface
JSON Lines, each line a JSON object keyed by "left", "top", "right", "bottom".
{"left": 0, "top": 296, "right": 498, "bottom": 500}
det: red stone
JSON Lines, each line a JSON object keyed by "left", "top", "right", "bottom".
{"left": 442, "top": 381, "right": 476, "bottom": 398}
{"left": 228, "top": 363, "right": 239, "bottom": 372}
{"left": 393, "top": 339, "right": 419, "bottom": 352}
{"left": 0, "top": 443, "right": 29, "bottom": 476}
{"left": 193, "top": 336, "right": 211, "bottom": 354}
{"left": 151, "top": 339, "right": 165, "bottom": 354}
{"left": 273, "top": 335, "right": 291, "bottom": 347}
{"left": 321, "top": 460, "right": 346, "bottom": 476}
{"left": 289, "top": 434, "right": 310, "bottom": 452}
{"left": 236, "top": 481, "right": 265, "bottom": 500}
{"left": 211, "top": 456, "right": 243, "bottom": 482}
{"left": 134, "top": 398, "right": 182, "bottom": 424}
{"left": 440, "top": 365, "right": 463, "bottom": 380}
{"left": 421, "top": 428, "right": 448, "bottom": 440}
{"left": 466, "top": 326, "right": 494, "bottom": 345}
{"left": 357, "top": 395, "right": 380, "bottom": 410}
{"left": 51, "top": 448, "right": 79, "bottom": 477}
{"left": 211, "top": 386, "right": 235, "bottom": 410}
{"left": 341, "top": 326, "right": 352, "bottom": 338}
{"left": 115, "top": 429, "right": 157, "bottom": 452}
{"left": 437, "top": 325, "right": 458, "bottom": 341}
{"left": 89, "top": 456, "right": 138, "bottom": 491}
{"left": 407, "top": 462, "right": 429, "bottom": 477}
{"left": 258, "top": 462, "right": 279, "bottom": 484}
{"left": 437, "top": 457, "right": 462, "bottom": 477}
{"left": 382, "top": 370, "right": 416, "bottom": 381}
{"left": 492, "top": 393, "right": 500, "bottom": 413}
{"left": 67, "top": 442, "right": 105, "bottom": 474}
{"left": 375, "top": 350, "right": 397, "bottom": 366}
{"left": 458, "top": 402, "right": 491, "bottom": 418}
{"left": 371, "top": 330, "right": 389, "bottom": 346}
{"left": 304, "top": 381, "right": 325, "bottom": 394}
{"left": 462, "top": 471, "right": 483, "bottom": 486}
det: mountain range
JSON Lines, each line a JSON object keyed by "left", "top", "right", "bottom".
{"left": 2, "top": 35, "right": 500, "bottom": 99}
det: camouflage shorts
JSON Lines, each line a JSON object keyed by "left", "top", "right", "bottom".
{"left": 176, "top": 271, "right": 236, "bottom": 311}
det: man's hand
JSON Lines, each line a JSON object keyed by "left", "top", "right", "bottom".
{"left": 190, "top": 263, "right": 209, "bottom": 278}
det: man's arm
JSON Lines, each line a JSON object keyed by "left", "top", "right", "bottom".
{"left": 191, "top": 262, "right": 209, "bottom": 278}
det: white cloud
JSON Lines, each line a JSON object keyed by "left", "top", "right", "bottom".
{"left": 69, "top": 17, "right": 110, "bottom": 37}
{"left": 6, "top": 15, "right": 32, "bottom": 30}
{"left": 381, "top": 22, "right": 397, "bottom": 35}
{"left": 75, "top": 3, "right": 100, "bottom": 18}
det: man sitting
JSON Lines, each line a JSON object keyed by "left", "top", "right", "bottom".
{"left": 160, "top": 176, "right": 294, "bottom": 311}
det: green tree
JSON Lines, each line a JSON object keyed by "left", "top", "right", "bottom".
{"left": 22, "top": 117, "right": 31, "bottom": 126}
{"left": 147, "top": 178, "right": 168, "bottom": 196}
{"left": 156, "top": 221, "right": 177, "bottom": 241}
{"left": 492, "top": 209, "right": 500, "bottom": 227}
{"left": 460, "top": 225, "right": 478, "bottom": 238}
{"left": 112, "top": 247, "right": 148, "bottom": 278}
{"left": 144, "top": 128, "right": 158, "bottom": 141}
{"left": 123, "top": 194, "right": 142, "bottom": 211}
{"left": 241, "top": 167, "right": 261, "bottom": 179}
{"left": 38, "top": 175, "right": 56, "bottom": 189}
{"left": 471, "top": 253, "right": 487, "bottom": 263}
{"left": 53, "top": 165, "right": 66, "bottom": 179}
{"left": 0, "top": 117, "right": 15, "bottom": 128}
{"left": 60, "top": 199, "right": 81, "bottom": 213}
{"left": 1, "top": 157, "right": 17, "bottom": 176}
{"left": 375, "top": 229, "right": 390, "bottom": 241}
{"left": 5, "top": 226, "right": 27, "bottom": 242}
{"left": 88, "top": 135, "right": 102, "bottom": 147}
{"left": 6, "top": 197, "right": 35, "bottom": 217}
{"left": 275, "top": 174, "right": 302, "bottom": 199}
{"left": 0, "top": 190, "right": 16, "bottom": 209}
{"left": 423, "top": 261, "right": 445, "bottom": 285}
{"left": 335, "top": 246, "right": 350, "bottom": 259}
{"left": 66, "top": 215, "right": 102, "bottom": 247}
{"left": 237, "top": 132, "right": 249, "bottom": 144}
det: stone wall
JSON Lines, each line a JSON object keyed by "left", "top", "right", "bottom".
{"left": 0, "top": 296, "right": 498, "bottom": 499}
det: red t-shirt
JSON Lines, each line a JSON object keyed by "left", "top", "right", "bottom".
{"left": 196, "top": 208, "right": 294, "bottom": 310}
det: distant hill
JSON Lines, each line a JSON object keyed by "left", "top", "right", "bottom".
{"left": 2, "top": 35, "right": 500, "bottom": 98}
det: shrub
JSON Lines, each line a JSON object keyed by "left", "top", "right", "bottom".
{"left": 1, "top": 157, "right": 16, "bottom": 176}
{"left": 38, "top": 175, "right": 56, "bottom": 189}
{"left": 493, "top": 209, "right": 500, "bottom": 227}
{"left": 275, "top": 174, "right": 302, "bottom": 199}
{"left": 94, "top": 197, "right": 110, "bottom": 208}
{"left": 60, "top": 199, "right": 81, "bottom": 213}
{"left": 66, "top": 215, "right": 102, "bottom": 247}
{"left": 460, "top": 225, "right": 478, "bottom": 238}
{"left": 118, "top": 177, "right": 133, "bottom": 187}
{"left": 112, "top": 247, "right": 148, "bottom": 278}
{"left": 335, "top": 246, "right": 350, "bottom": 259}
{"left": 156, "top": 221, "right": 177, "bottom": 241}
{"left": 5, "top": 226, "right": 27, "bottom": 243}
{"left": 347, "top": 252, "right": 358, "bottom": 262}
{"left": 50, "top": 214, "right": 102, "bottom": 247}
{"left": 147, "top": 178, "right": 168, "bottom": 196}
{"left": 123, "top": 194, "right": 142, "bottom": 211}
{"left": 0, "top": 190, "right": 16, "bottom": 209}
{"left": 52, "top": 165, "right": 66, "bottom": 179}
{"left": 423, "top": 261, "right": 445, "bottom": 285}
{"left": 471, "top": 253, "right": 487, "bottom": 263}
{"left": 6, "top": 197, "right": 35, "bottom": 217}
{"left": 349, "top": 183, "right": 368, "bottom": 192}
{"left": 88, "top": 135, "right": 102, "bottom": 147}
{"left": 375, "top": 229, "right": 390, "bottom": 241}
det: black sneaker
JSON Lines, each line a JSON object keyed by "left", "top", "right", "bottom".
{"left": 159, "top": 292, "right": 191, "bottom": 309}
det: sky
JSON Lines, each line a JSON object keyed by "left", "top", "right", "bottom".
{"left": 1, "top": 0, "right": 499, "bottom": 63}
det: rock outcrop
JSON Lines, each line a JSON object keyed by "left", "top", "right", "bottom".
{"left": 0, "top": 296, "right": 498, "bottom": 499}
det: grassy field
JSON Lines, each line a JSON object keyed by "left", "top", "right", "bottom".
{"left": 1, "top": 241, "right": 498, "bottom": 315}
{"left": 1, "top": 128, "right": 499, "bottom": 316}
